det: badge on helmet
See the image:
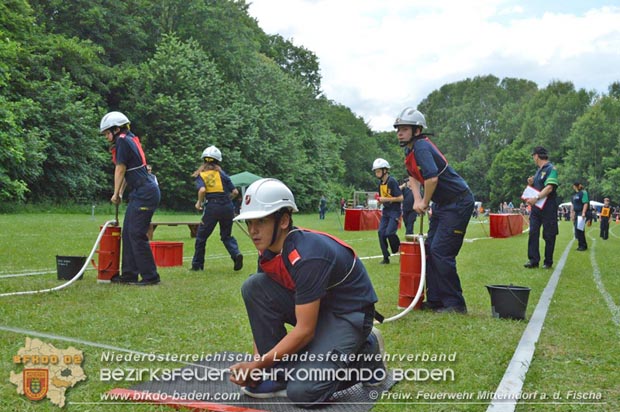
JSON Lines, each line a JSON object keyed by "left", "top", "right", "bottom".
{"left": 234, "top": 178, "right": 298, "bottom": 221}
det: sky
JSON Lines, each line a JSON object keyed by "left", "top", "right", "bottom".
{"left": 247, "top": 0, "right": 620, "bottom": 131}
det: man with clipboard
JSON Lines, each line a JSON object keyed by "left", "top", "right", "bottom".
{"left": 522, "top": 146, "right": 559, "bottom": 269}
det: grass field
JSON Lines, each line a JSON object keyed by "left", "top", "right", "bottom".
{"left": 0, "top": 208, "right": 618, "bottom": 412}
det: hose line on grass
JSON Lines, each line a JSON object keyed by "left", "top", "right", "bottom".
{"left": 0, "top": 220, "right": 117, "bottom": 298}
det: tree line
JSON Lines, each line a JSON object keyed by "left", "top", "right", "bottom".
{"left": 1, "top": 0, "right": 619, "bottom": 213}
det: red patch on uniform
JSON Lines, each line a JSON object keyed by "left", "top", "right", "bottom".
{"left": 288, "top": 249, "right": 301, "bottom": 266}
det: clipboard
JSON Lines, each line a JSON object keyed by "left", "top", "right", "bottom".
{"left": 521, "top": 186, "right": 547, "bottom": 209}
{"left": 576, "top": 216, "right": 586, "bottom": 231}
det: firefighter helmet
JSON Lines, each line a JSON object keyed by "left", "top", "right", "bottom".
{"left": 100, "top": 111, "right": 130, "bottom": 133}
{"left": 201, "top": 145, "right": 222, "bottom": 162}
{"left": 372, "top": 158, "right": 391, "bottom": 171}
{"left": 234, "top": 178, "right": 298, "bottom": 221}
{"left": 393, "top": 107, "right": 427, "bottom": 129}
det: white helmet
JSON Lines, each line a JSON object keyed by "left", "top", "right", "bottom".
{"left": 234, "top": 178, "right": 298, "bottom": 221}
{"left": 201, "top": 145, "right": 222, "bottom": 162}
{"left": 372, "top": 158, "right": 390, "bottom": 171}
{"left": 393, "top": 107, "right": 427, "bottom": 129}
{"left": 100, "top": 111, "right": 130, "bottom": 132}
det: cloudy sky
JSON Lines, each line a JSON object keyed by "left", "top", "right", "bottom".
{"left": 247, "top": 0, "right": 620, "bottom": 131}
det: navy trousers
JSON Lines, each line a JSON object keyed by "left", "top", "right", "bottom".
{"left": 424, "top": 193, "right": 474, "bottom": 308}
{"left": 378, "top": 211, "right": 401, "bottom": 259}
{"left": 122, "top": 179, "right": 160, "bottom": 281}
{"left": 402, "top": 210, "right": 417, "bottom": 235}
{"left": 192, "top": 200, "right": 241, "bottom": 269}
{"left": 240, "top": 273, "right": 377, "bottom": 407}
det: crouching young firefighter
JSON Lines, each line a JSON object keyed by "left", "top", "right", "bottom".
{"left": 100, "top": 111, "right": 161, "bottom": 286}
{"left": 228, "top": 178, "right": 386, "bottom": 407}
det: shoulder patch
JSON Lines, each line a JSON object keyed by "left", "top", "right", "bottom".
{"left": 288, "top": 249, "right": 301, "bottom": 266}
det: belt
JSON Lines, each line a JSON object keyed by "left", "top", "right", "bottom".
{"left": 440, "top": 190, "right": 471, "bottom": 206}
{"left": 127, "top": 176, "right": 148, "bottom": 192}
{"left": 205, "top": 197, "right": 230, "bottom": 204}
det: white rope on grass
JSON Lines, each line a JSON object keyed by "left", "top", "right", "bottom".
{"left": 0, "top": 325, "right": 229, "bottom": 373}
{"left": 486, "top": 239, "right": 574, "bottom": 412}
{"left": 0, "top": 220, "right": 116, "bottom": 297}
{"left": 0, "top": 270, "right": 59, "bottom": 279}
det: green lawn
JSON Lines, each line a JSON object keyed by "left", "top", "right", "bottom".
{"left": 0, "top": 210, "right": 618, "bottom": 411}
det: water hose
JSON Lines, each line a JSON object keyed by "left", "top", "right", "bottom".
{"left": 381, "top": 214, "right": 427, "bottom": 323}
{"left": 0, "top": 219, "right": 117, "bottom": 298}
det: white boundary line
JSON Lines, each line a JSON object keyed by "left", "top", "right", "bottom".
{"left": 486, "top": 239, "right": 574, "bottom": 412}
{"left": 589, "top": 238, "right": 620, "bottom": 334}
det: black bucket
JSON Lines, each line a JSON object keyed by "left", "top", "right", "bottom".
{"left": 486, "top": 284, "right": 531, "bottom": 320}
{"left": 56, "top": 256, "right": 86, "bottom": 280}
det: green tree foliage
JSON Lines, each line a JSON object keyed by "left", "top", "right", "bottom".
{"left": 514, "top": 81, "right": 594, "bottom": 161}
{"left": 1, "top": 0, "right": 106, "bottom": 202}
{"left": 120, "top": 34, "right": 250, "bottom": 210}
{"left": 418, "top": 75, "right": 538, "bottom": 205}
{"left": 262, "top": 34, "right": 322, "bottom": 96}
{"left": 561, "top": 95, "right": 620, "bottom": 201}
{"left": 0, "top": 0, "right": 38, "bottom": 201}
{"left": 487, "top": 145, "right": 532, "bottom": 206}
{"left": 3, "top": 0, "right": 620, "bottom": 213}
{"left": 322, "top": 102, "right": 377, "bottom": 192}
{"left": 236, "top": 53, "right": 342, "bottom": 210}
{"left": 26, "top": 76, "right": 107, "bottom": 202}
{"left": 421, "top": 75, "right": 505, "bottom": 163}
{"left": 156, "top": 0, "right": 262, "bottom": 82}
{"left": 29, "top": 0, "right": 152, "bottom": 67}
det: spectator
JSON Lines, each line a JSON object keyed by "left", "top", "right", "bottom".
{"left": 523, "top": 146, "right": 559, "bottom": 269}
{"left": 318, "top": 195, "right": 327, "bottom": 220}
{"left": 570, "top": 181, "right": 590, "bottom": 251}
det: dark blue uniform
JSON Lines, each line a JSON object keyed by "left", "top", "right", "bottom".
{"left": 191, "top": 169, "right": 241, "bottom": 270}
{"left": 241, "top": 228, "right": 378, "bottom": 406}
{"left": 405, "top": 136, "right": 473, "bottom": 310}
{"left": 571, "top": 188, "right": 589, "bottom": 250}
{"left": 319, "top": 196, "right": 327, "bottom": 220}
{"left": 378, "top": 175, "right": 402, "bottom": 261}
{"left": 528, "top": 163, "right": 559, "bottom": 266}
{"left": 114, "top": 131, "right": 160, "bottom": 282}
{"left": 401, "top": 184, "right": 417, "bottom": 235}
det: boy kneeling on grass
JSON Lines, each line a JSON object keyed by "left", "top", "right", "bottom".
{"left": 229, "top": 178, "right": 386, "bottom": 407}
